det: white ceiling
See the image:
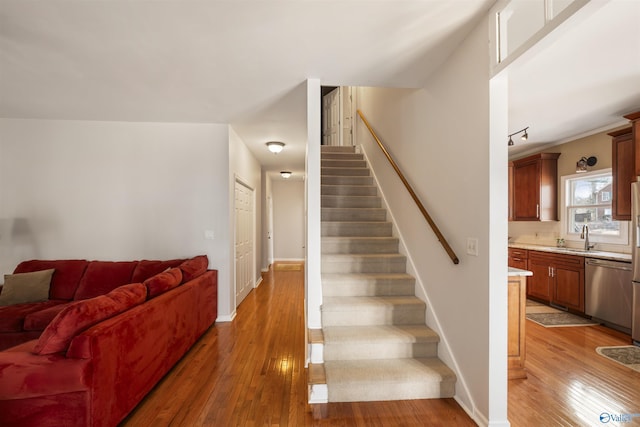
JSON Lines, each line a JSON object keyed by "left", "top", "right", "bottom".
{"left": 1, "top": 1, "right": 639, "bottom": 170}
{"left": 507, "top": 0, "right": 640, "bottom": 157}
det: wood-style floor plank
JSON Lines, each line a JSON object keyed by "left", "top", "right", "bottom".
{"left": 122, "top": 264, "right": 640, "bottom": 426}
{"left": 508, "top": 320, "right": 640, "bottom": 427}
{"left": 121, "top": 264, "right": 474, "bottom": 426}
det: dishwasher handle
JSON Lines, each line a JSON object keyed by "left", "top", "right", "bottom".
{"left": 585, "top": 258, "right": 632, "bottom": 271}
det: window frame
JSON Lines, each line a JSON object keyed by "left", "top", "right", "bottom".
{"left": 560, "top": 168, "right": 629, "bottom": 246}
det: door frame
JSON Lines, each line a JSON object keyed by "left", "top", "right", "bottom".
{"left": 233, "top": 175, "right": 256, "bottom": 308}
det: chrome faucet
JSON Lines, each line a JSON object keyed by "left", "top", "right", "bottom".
{"left": 580, "top": 224, "right": 595, "bottom": 251}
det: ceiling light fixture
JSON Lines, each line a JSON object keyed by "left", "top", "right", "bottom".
{"left": 576, "top": 156, "right": 597, "bottom": 173}
{"left": 508, "top": 127, "right": 529, "bottom": 146}
{"left": 280, "top": 171, "right": 292, "bottom": 179}
{"left": 266, "top": 141, "right": 285, "bottom": 154}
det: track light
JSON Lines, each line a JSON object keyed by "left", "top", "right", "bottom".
{"left": 266, "top": 141, "right": 285, "bottom": 154}
{"left": 280, "top": 171, "right": 292, "bottom": 179}
{"left": 508, "top": 127, "right": 529, "bottom": 146}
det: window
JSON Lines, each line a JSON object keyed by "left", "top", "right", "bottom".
{"left": 562, "top": 170, "right": 628, "bottom": 245}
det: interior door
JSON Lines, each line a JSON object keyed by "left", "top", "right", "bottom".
{"left": 235, "top": 179, "right": 255, "bottom": 306}
{"left": 322, "top": 87, "right": 342, "bottom": 146}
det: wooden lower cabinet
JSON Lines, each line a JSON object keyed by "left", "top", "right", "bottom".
{"left": 508, "top": 274, "right": 527, "bottom": 379}
{"left": 526, "top": 251, "right": 585, "bottom": 313}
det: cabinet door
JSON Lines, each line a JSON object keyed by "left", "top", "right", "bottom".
{"left": 513, "top": 161, "right": 540, "bottom": 221}
{"left": 508, "top": 162, "right": 514, "bottom": 221}
{"left": 611, "top": 129, "right": 633, "bottom": 221}
{"left": 553, "top": 264, "right": 585, "bottom": 313}
{"left": 527, "top": 259, "right": 551, "bottom": 301}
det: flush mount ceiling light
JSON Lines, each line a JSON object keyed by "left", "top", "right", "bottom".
{"left": 280, "top": 171, "right": 292, "bottom": 179}
{"left": 266, "top": 141, "right": 285, "bottom": 154}
{"left": 508, "top": 127, "right": 529, "bottom": 146}
{"left": 576, "top": 156, "right": 597, "bottom": 173}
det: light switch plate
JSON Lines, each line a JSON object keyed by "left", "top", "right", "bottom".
{"left": 466, "top": 238, "right": 479, "bottom": 256}
{"left": 204, "top": 230, "right": 215, "bottom": 240}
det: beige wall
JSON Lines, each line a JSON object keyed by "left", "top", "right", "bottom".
{"left": 508, "top": 127, "right": 631, "bottom": 253}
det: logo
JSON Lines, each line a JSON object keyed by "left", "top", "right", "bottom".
{"left": 599, "top": 412, "right": 640, "bottom": 423}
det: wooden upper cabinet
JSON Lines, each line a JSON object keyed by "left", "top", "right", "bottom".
{"left": 508, "top": 161, "right": 514, "bottom": 221}
{"left": 511, "top": 153, "right": 561, "bottom": 221}
{"left": 624, "top": 111, "right": 640, "bottom": 177}
{"left": 609, "top": 127, "right": 633, "bottom": 221}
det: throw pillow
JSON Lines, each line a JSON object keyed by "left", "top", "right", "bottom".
{"left": 34, "top": 282, "right": 147, "bottom": 355}
{"left": 179, "top": 255, "right": 208, "bottom": 283}
{"left": 144, "top": 268, "right": 183, "bottom": 299}
{"left": 0, "top": 269, "right": 55, "bottom": 306}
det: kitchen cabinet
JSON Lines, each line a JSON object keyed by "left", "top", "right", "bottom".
{"left": 609, "top": 127, "right": 633, "bottom": 221}
{"left": 508, "top": 161, "right": 514, "bottom": 221}
{"left": 527, "top": 251, "right": 585, "bottom": 313}
{"left": 511, "top": 153, "right": 560, "bottom": 221}
{"left": 623, "top": 111, "right": 640, "bottom": 177}
{"left": 508, "top": 248, "right": 528, "bottom": 270}
{"left": 508, "top": 272, "right": 528, "bottom": 379}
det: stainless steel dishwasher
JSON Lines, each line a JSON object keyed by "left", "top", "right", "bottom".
{"left": 585, "top": 258, "right": 633, "bottom": 334}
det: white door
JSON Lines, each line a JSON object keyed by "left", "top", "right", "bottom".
{"left": 341, "top": 86, "right": 354, "bottom": 146}
{"left": 322, "top": 87, "right": 342, "bottom": 146}
{"left": 235, "top": 179, "right": 255, "bottom": 306}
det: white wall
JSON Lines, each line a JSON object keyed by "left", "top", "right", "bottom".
{"left": 356, "top": 14, "right": 505, "bottom": 425}
{"left": 0, "top": 118, "right": 235, "bottom": 320}
{"left": 272, "top": 179, "right": 305, "bottom": 260}
{"left": 229, "top": 126, "right": 263, "bottom": 306}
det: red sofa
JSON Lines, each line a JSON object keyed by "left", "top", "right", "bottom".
{"left": 0, "top": 255, "right": 218, "bottom": 427}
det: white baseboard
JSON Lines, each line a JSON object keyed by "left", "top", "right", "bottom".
{"left": 274, "top": 258, "right": 305, "bottom": 262}
{"left": 216, "top": 311, "right": 236, "bottom": 322}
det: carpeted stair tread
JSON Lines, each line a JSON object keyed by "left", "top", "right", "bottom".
{"left": 323, "top": 325, "right": 439, "bottom": 344}
{"left": 321, "top": 184, "right": 378, "bottom": 196}
{"left": 321, "top": 236, "right": 400, "bottom": 254}
{"left": 323, "top": 295, "right": 425, "bottom": 309}
{"left": 323, "top": 325, "right": 440, "bottom": 360}
{"left": 321, "top": 208, "right": 387, "bottom": 222}
{"left": 321, "top": 273, "right": 415, "bottom": 296}
{"left": 321, "top": 195, "right": 382, "bottom": 208}
{"left": 324, "top": 358, "right": 456, "bottom": 402}
{"left": 321, "top": 175, "right": 374, "bottom": 186}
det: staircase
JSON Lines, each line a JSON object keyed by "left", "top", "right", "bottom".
{"left": 317, "top": 145, "right": 456, "bottom": 402}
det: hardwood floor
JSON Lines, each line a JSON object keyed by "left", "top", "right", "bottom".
{"left": 122, "top": 265, "right": 640, "bottom": 426}
{"left": 508, "top": 320, "right": 640, "bottom": 427}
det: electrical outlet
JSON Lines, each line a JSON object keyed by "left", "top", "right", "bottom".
{"left": 466, "top": 238, "right": 479, "bottom": 256}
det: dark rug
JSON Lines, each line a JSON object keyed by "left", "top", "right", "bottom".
{"left": 526, "top": 312, "right": 598, "bottom": 327}
{"left": 596, "top": 346, "right": 640, "bottom": 372}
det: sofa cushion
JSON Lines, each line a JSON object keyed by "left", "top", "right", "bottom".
{"left": 14, "top": 260, "right": 88, "bottom": 301}
{"left": 0, "top": 269, "right": 55, "bottom": 306}
{"left": 131, "top": 259, "right": 185, "bottom": 283}
{"left": 0, "top": 300, "right": 69, "bottom": 333}
{"left": 144, "top": 268, "right": 183, "bottom": 299}
{"left": 35, "top": 283, "right": 147, "bottom": 355}
{"left": 23, "top": 302, "right": 73, "bottom": 331}
{"left": 179, "top": 255, "right": 208, "bottom": 283}
{"left": 73, "top": 261, "right": 138, "bottom": 300}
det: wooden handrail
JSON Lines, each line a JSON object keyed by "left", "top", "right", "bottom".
{"left": 357, "top": 110, "right": 460, "bottom": 265}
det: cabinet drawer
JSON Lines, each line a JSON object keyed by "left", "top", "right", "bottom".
{"left": 508, "top": 248, "right": 528, "bottom": 259}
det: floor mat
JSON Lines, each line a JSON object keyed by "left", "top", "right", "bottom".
{"left": 596, "top": 346, "right": 640, "bottom": 373}
{"left": 526, "top": 312, "right": 598, "bottom": 327}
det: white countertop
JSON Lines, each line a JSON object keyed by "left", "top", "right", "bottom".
{"left": 508, "top": 267, "right": 533, "bottom": 277}
{"left": 509, "top": 243, "right": 631, "bottom": 262}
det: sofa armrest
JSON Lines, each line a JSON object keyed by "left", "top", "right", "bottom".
{"left": 0, "top": 349, "right": 90, "bottom": 400}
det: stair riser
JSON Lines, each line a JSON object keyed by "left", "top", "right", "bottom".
{"left": 322, "top": 223, "right": 392, "bottom": 237}
{"left": 321, "top": 239, "right": 399, "bottom": 254}
{"left": 322, "top": 168, "right": 370, "bottom": 177}
{"left": 322, "top": 196, "right": 381, "bottom": 209}
{"left": 321, "top": 153, "right": 364, "bottom": 160}
{"left": 321, "top": 208, "right": 386, "bottom": 222}
{"left": 321, "top": 146, "right": 356, "bottom": 153}
{"left": 322, "top": 261, "right": 406, "bottom": 274}
{"left": 322, "top": 176, "right": 374, "bottom": 186}
{"left": 321, "top": 186, "right": 377, "bottom": 196}
{"left": 322, "top": 281, "right": 414, "bottom": 297}
{"left": 321, "top": 307, "right": 425, "bottom": 326}
{"left": 324, "top": 342, "right": 438, "bottom": 360}
{"left": 327, "top": 379, "right": 455, "bottom": 402}
{"left": 321, "top": 160, "right": 367, "bottom": 168}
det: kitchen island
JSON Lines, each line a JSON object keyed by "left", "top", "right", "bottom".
{"left": 508, "top": 267, "right": 532, "bottom": 380}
